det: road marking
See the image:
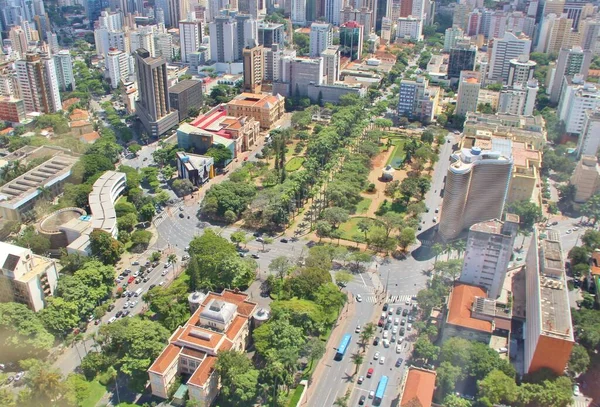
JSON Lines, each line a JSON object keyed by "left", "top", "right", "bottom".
{"left": 358, "top": 272, "right": 367, "bottom": 287}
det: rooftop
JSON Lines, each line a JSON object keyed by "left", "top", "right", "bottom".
{"left": 169, "top": 79, "right": 202, "bottom": 94}
{"left": 446, "top": 283, "right": 493, "bottom": 333}
{"left": 88, "top": 171, "right": 126, "bottom": 235}
{"left": 228, "top": 93, "right": 284, "bottom": 109}
{"left": 400, "top": 367, "right": 437, "bottom": 407}
{"left": 0, "top": 241, "right": 55, "bottom": 283}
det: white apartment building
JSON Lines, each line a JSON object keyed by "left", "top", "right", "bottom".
{"left": 321, "top": 46, "right": 340, "bottom": 85}
{"left": 488, "top": 32, "right": 531, "bottom": 84}
{"left": 460, "top": 216, "right": 519, "bottom": 299}
{"left": 325, "top": 0, "right": 342, "bottom": 25}
{"left": 98, "top": 10, "right": 123, "bottom": 31}
{"left": 155, "top": 33, "right": 174, "bottom": 62}
{"left": 456, "top": 71, "right": 481, "bottom": 117}
{"left": 0, "top": 242, "right": 59, "bottom": 312}
{"left": 444, "top": 26, "right": 465, "bottom": 52}
{"left": 95, "top": 28, "right": 128, "bottom": 58}
{"left": 309, "top": 23, "right": 332, "bottom": 57}
{"left": 16, "top": 52, "right": 61, "bottom": 114}
{"left": 106, "top": 49, "right": 131, "bottom": 89}
{"left": 53, "top": 50, "right": 75, "bottom": 91}
{"left": 576, "top": 108, "right": 600, "bottom": 158}
{"left": 180, "top": 16, "right": 203, "bottom": 63}
{"left": 291, "top": 0, "right": 307, "bottom": 25}
{"left": 549, "top": 46, "right": 592, "bottom": 103}
{"left": 209, "top": 16, "right": 237, "bottom": 63}
{"left": 130, "top": 27, "right": 156, "bottom": 57}
{"left": 558, "top": 75, "right": 600, "bottom": 135}
{"left": 396, "top": 16, "right": 423, "bottom": 41}
{"left": 498, "top": 79, "right": 538, "bottom": 116}
{"left": 507, "top": 55, "right": 536, "bottom": 86}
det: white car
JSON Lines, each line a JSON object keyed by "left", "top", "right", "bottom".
{"left": 159, "top": 281, "right": 165, "bottom": 286}
{"left": 132, "top": 271, "right": 139, "bottom": 278}
{"left": 108, "top": 316, "right": 117, "bottom": 324}
{"left": 407, "top": 323, "right": 412, "bottom": 331}
{"left": 379, "top": 356, "right": 385, "bottom": 365}
{"left": 392, "top": 326, "right": 398, "bottom": 334}
{"left": 573, "top": 384, "right": 581, "bottom": 396}
{"left": 383, "top": 330, "right": 389, "bottom": 339}
{"left": 130, "top": 300, "right": 138, "bottom": 307}
{"left": 356, "top": 294, "right": 362, "bottom": 302}
{"left": 373, "top": 352, "right": 380, "bottom": 360}
{"left": 394, "top": 318, "right": 399, "bottom": 326}
{"left": 161, "top": 269, "right": 168, "bottom": 276}
{"left": 123, "top": 302, "right": 129, "bottom": 309}
{"left": 355, "top": 325, "right": 361, "bottom": 333}
{"left": 396, "top": 344, "right": 402, "bottom": 353}
{"left": 14, "top": 372, "right": 25, "bottom": 381}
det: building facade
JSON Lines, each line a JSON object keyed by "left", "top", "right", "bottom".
{"left": 456, "top": 71, "right": 481, "bottom": 117}
{"left": 242, "top": 45, "right": 264, "bottom": 93}
{"left": 577, "top": 108, "right": 600, "bottom": 158}
{"left": 488, "top": 32, "right": 531, "bottom": 84}
{"left": 168, "top": 79, "right": 203, "bottom": 122}
{"left": 549, "top": 46, "right": 592, "bottom": 103}
{"left": 448, "top": 45, "right": 477, "bottom": 79}
{"left": 226, "top": 93, "right": 285, "bottom": 129}
{"left": 16, "top": 51, "right": 62, "bottom": 114}
{"left": 53, "top": 50, "right": 75, "bottom": 91}
{"left": 309, "top": 22, "right": 332, "bottom": 57}
{"left": 557, "top": 75, "right": 600, "bottom": 135}
{"left": 571, "top": 156, "right": 600, "bottom": 203}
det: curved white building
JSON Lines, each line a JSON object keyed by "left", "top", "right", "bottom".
{"left": 439, "top": 143, "right": 513, "bottom": 240}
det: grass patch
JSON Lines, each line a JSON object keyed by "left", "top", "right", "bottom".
{"left": 288, "top": 384, "right": 306, "bottom": 407}
{"left": 80, "top": 380, "right": 106, "bottom": 407}
{"left": 386, "top": 139, "right": 406, "bottom": 169}
{"left": 338, "top": 216, "right": 381, "bottom": 242}
{"left": 355, "top": 197, "right": 372, "bottom": 214}
{"left": 285, "top": 157, "right": 305, "bottom": 172}
{"left": 376, "top": 199, "right": 407, "bottom": 216}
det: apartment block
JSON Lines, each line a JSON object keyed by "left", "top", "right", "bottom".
{"left": 507, "top": 55, "right": 536, "bottom": 87}
{"left": 463, "top": 112, "right": 547, "bottom": 150}
{"left": 0, "top": 97, "right": 26, "bottom": 123}
{"left": 168, "top": 79, "right": 203, "bottom": 122}
{"left": 488, "top": 32, "right": 531, "bottom": 84}
{"left": 321, "top": 46, "right": 340, "bottom": 85}
{"left": 309, "top": 23, "right": 332, "bottom": 57}
{"left": 396, "top": 16, "right": 423, "bottom": 41}
{"left": 0, "top": 242, "right": 59, "bottom": 312}
{"left": 498, "top": 79, "right": 538, "bottom": 116}
{"left": 53, "top": 50, "right": 75, "bottom": 91}
{"left": 456, "top": 71, "right": 481, "bottom": 117}
{"left": 524, "top": 230, "right": 574, "bottom": 375}
{"left": 242, "top": 45, "right": 264, "bottom": 93}
{"left": 577, "top": 108, "right": 600, "bottom": 158}
{"left": 549, "top": 46, "right": 592, "bottom": 103}
{"left": 571, "top": 156, "right": 600, "bottom": 203}
{"left": 397, "top": 76, "right": 439, "bottom": 124}
{"left": 106, "top": 49, "right": 131, "bottom": 89}
{"left": 557, "top": 75, "right": 600, "bottom": 135}
{"left": 16, "top": 51, "right": 62, "bottom": 114}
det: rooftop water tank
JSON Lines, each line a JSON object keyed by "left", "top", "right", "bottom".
{"left": 471, "top": 147, "right": 482, "bottom": 155}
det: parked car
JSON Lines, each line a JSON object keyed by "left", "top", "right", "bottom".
{"left": 357, "top": 376, "right": 364, "bottom": 384}
{"left": 359, "top": 395, "right": 366, "bottom": 405}
{"left": 373, "top": 337, "right": 380, "bottom": 346}
{"left": 355, "top": 325, "right": 361, "bottom": 333}
{"left": 14, "top": 372, "right": 24, "bottom": 381}
{"left": 369, "top": 390, "right": 375, "bottom": 399}
{"left": 379, "top": 356, "right": 385, "bottom": 365}
{"left": 366, "top": 368, "right": 374, "bottom": 378}
{"left": 280, "top": 238, "right": 288, "bottom": 243}
{"left": 251, "top": 254, "right": 260, "bottom": 259}
{"left": 149, "top": 284, "right": 157, "bottom": 290}
{"left": 395, "top": 358, "right": 403, "bottom": 367}
{"left": 132, "top": 261, "right": 139, "bottom": 266}
{"left": 356, "top": 294, "right": 362, "bottom": 302}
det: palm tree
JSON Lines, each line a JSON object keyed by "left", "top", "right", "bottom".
{"left": 168, "top": 253, "right": 177, "bottom": 274}
{"left": 453, "top": 240, "right": 466, "bottom": 258}
{"left": 359, "top": 323, "right": 376, "bottom": 351}
{"left": 431, "top": 243, "right": 443, "bottom": 266}
{"left": 29, "top": 366, "right": 64, "bottom": 404}
{"left": 357, "top": 218, "right": 371, "bottom": 243}
{"left": 350, "top": 352, "right": 364, "bottom": 375}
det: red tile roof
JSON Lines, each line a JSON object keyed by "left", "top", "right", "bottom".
{"left": 148, "top": 343, "right": 181, "bottom": 374}
{"left": 446, "top": 283, "right": 493, "bottom": 333}
{"left": 400, "top": 367, "right": 437, "bottom": 407}
{"left": 188, "top": 356, "right": 217, "bottom": 387}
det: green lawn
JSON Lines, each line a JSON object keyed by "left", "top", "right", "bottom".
{"left": 338, "top": 216, "right": 383, "bottom": 242}
{"left": 80, "top": 380, "right": 106, "bottom": 407}
{"left": 355, "top": 197, "right": 372, "bottom": 214}
{"left": 386, "top": 139, "right": 406, "bottom": 169}
{"left": 288, "top": 384, "right": 306, "bottom": 407}
{"left": 285, "top": 157, "right": 305, "bottom": 172}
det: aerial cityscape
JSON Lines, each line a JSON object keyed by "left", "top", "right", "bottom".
{"left": 0, "top": 0, "right": 599, "bottom": 406}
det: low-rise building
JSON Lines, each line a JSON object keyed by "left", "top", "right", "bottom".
{"left": 226, "top": 93, "right": 285, "bottom": 130}
{"left": 0, "top": 241, "right": 59, "bottom": 311}
{"left": 570, "top": 156, "right": 600, "bottom": 203}
{"left": 175, "top": 152, "right": 214, "bottom": 187}
{"left": 148, "top": 290, "right": 258, "bottom": 405}
{"left": 463, "top": 112, "right": 547, "bottom": 150}
{"left": 509, "top": 140, "right": 542, "bottom": 204}
{"left": 398, "top": 367, "right": 436, "bottom": 407}
{"left": 169, "top": 79, "right": 203, "bottom": 122}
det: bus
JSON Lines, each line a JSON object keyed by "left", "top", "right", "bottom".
{"left": 334, "top": 334, "right": 352, "bottom": 361}
{"left": 373, "top": 375, "right": 388, "bottom": 405}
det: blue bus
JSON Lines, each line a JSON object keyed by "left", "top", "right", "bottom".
{"left": 373, "top": 375, "right": 389, "bottom": 405}
{"left": 334, "top": 334, "right": 352, "bottom": 361}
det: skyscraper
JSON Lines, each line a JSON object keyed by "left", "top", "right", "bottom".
{"left": 209, "top": 15, "right": 238, "bottom": 63}
{"left": 488, "top": 32, "right": 531, "bottom": 83}
{"left": 549, "top": 46, "right": 592, "bottom": 103}
{"left": 106, "top": 49, "right": 131, "bottom": 88}
{"left": 339, "top": 21, "right": 363, "bottom": 61}
{"left": 242, "top": 45, "right": 264, "bottom": 93}
{"left": 309, "top": 22, "right": 332, "bottom": 57}
{"left": 455, "top": 71, "right": 481, "bottom": 117}
{"left": 325, "top": 0, "right": 342, "bottom": 25}
{"left": 507, "top": 55, "right": 536, "bottom": 87}
{"left": 16, "top": 52, "right": 62, "bottom": 114}
{"left": 134, "top": 49, "right": 179, "bottom": 137}
{"left": 53, "top": 50, "right": 76, "bottom": 91}
{"left": 179, "top": 14, "right": 203, "bottom": 63}
{"left": 375, "top": 0, "right": 389, "bottom": 32}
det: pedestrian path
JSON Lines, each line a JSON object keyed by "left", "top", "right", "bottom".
{"left": 363, "top": 294, "right": 415, "bottom": 304}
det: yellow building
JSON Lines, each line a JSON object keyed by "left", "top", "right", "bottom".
{"left": 226, "top": 93, "right": 285, "bottom": 130}
{"left": 508, "top": 141, "right": 542, "bottom": 204}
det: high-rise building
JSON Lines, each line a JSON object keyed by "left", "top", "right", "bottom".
{"left": 9, "top": 26, "right": 28, "bottom": 59}
{"left": 209, "top": 15, "right": 238, "bottom": 63}
{"left": 524, "top": 229, "right": 574, "bottom": 376}
{"left": 168, "top": 79, "right": 203, "bottom": 121}
{"left": 467, "top": 10, "right": 481, "bottom": 36}
{"left": 536, "top": 13, "right": 577, "bottom": 54}
{"left": 549, "top": 46, "right": 592, "bottom": 103}
{"left": 134, "top": 48, "right": 179, "bottom": 137}
{"left": 507, "top": 55, "right": 536, "bottom": 86}
{"left": 53, "top": 50, "right": 75, "bottom": 91}
{"left": 576, "top": 108, "right": 600, "bottom": 158}
{"left": 375, "top": 0, "right": 390, "bottom": 32}
{"left": 339, "top": 21, "right": 363, "bottom": 61}
{"left": 443, "top": 26, "right": 464, "bottom": 52}
{"left": 15, "top": 52, "right": 62, "bottom": 114}
{"left": 321, "top": 45, "right": 340, "bottom": 85}
{"left": 155, "top": 33, "right": 174, "bottom": 62}
{"left": 557, "top": 75, "right": 600, "bottom": 135}
{"left": 238, "top": 0, "right": 259, "bottom": 18}
{"left": 130, "top": 27, "right": 156, "bottom": 57}
{"left": 291, "top": 0, "right": 307, "bottom": 25}
{"left": 570, "top": 155, "right": 600, "bottom": 203}
{"left": 106, "top": 49, "right": 131, "bottom": 88}
{"left": 242, "top": 45, "right": 264, "bottom": 93}
{"left": 397, "top": 76, "right": 439, "bottom": 123}
{"left": 460, "top": 215, "right": 519, "bottom": 299}
{"left": 325, "top": 0, "right": 342, "bottom": 25}
{"left": 488, "top": 32, "right": 531, "bottom": 84}
{"left": 438, "top": 141, "right": 513, "bottom": 240}
{"left": 498, "top": 80, "right": 538, "bottom": 116}
{"left": 235, "top": 14, "right": 258, "bottom": 60}
{"left": 309, "top": 22, "right": 332, "bottom": 57}
{"left": 448, "top": 44, "right": 476, "bottom": 79}
{"left": 339, "top": 7, "right": 373, "bottom": 37}
{"left": 258, "top": 22, "right": 285, "bottom": 47}
{"left": 456, "top": 71, "right": 481, "bottom": 117}
{"left": 98, "top": 9, "right": 123, "bottom": 30}
{"left": 396, "top": 16, "right": 423, "bottom": 41}
{"left": 580, "top": 18, "right": 600, "bottom": 52}
{"left": 179, "top": 14, "right": 203, "bottom": 63}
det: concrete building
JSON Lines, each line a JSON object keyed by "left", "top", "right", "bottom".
{"left": 508, "top": 140, "right": 542, "bottom": 204}
{"left": 460, "top": 216, "right": 519, "bottom": 299}
{"left": 507, "top": 55, "right": 536, "bottom": 87}
{"left": 325, "top": 0, "right": 342, "bottom": 25}
{"left": 306, "top": 82, "right": 367, "bottom": 104}
{"left": 549, "top": 46, "right": 592, "bottom": 103}
{"left": 155, "top": 33, "right": 174, "bottom": 62}
{"left": 463, "top": 112, "right": 547, "bottom": 150}
{"left": 106, "top": 49, "right": 131, "bottom": 89}
{"left": 53, "top": 50, "right": 75, "bottom": 91}
{"left": 242, "top": 45, "right": 264, "bottom": 93}
{"left": 0, "top": 97, "right": 26, "bottom": 123}
{"left": 0, "top": 242, "right": 59, "bottom": 312}
{"left": 571, "top": 156, "right": 600, "bottom": 203}
{"left": 397, "top": 76, "right": 439, "bottom": 124}
{"left": 291, "top": 0, "right": 306, "bottom": 25}
{"left": 209, "top": 15, "right": 238, "bottom": 63}
{"left": 179, "top": 14, "right": 203, "bottom": 64}
{"left": 557, "top": 75, "right": 600, "bottom": 135}
{"left": 456, "top": 71, "right": 481, "bottom": 117}
{"left": 438, "top": 140, "right": 513, "bottom": 240}
{"left": 16, "top": 51, "right": 62, "bottom": 114}
{"left": 498, "top": 79, "right": 538, "bottom": 116}
{"left": 168, "top": 79, "right": 203, "bottom": 122}
{"left": 175, "top": 151, "right": 214, "bottom": 187}
{"left": 448, "top": 44, "right": 477, "bottom": 79}
{"left": 488, "top": 32, "right": 531, "bottom": 84}
{"left": 148, "top": 290, "right": 258, "bottom": 405}
{"left": 524, "top": 229, "right": 574, "bottom": 375}
{"left": 134, "top": 48, "right": 179, "bottom": 138}
{"left": 309, "top": 23, "right": 332, "bottom": 57}
{"left": 273, "top": 57, "right": 323, "bottom": 98}
{"left": 321, "top": 46, "right": 340, "bottom": 85}
{"left": 339, "top": 7, "right": 373, "bottom": 37}
{"left": 257, "top": 22, "right": 285, "bottom": 47}
{"left": 238, "top": 0, "right": 259, "bottom": 18}
{"left": 0, "top": 152, "right": 78, "bottom": 221}
{"left": 444, "top": 26, "right": 465, "bottom": 52}
{"left": 577, "top": 109, "right": 600, "bottom": 158}
{"left": 398, "top": 367, "right": 436, "bottom": 407}
{"left": 339, "top": 21, "right": 364, "bottom": 61}
{"left": 226, "top": 93, "right": 285, "bottom": 129}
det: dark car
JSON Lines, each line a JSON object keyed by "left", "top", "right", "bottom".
{"left": 122, "top": 310, "right": 130, "bottom": 317}
{"left": 384, "top": 322, "right": 391, "bottom": 330}
{"left": 149, "top": 284, "right": 156, "bottom": 290}
{"left": 383, "top": 303, "right": 389, "bottom": 311}
{"left": 378, "top": 317, "right": 384, "bottom": 327}
{"left": 359, "top": 395, "right": 366, "bottom": 405}
{"left": 108, "top": 304, "right": 115, "bottom": 312}
{"left": 395, "top": 358, "right": 404, "bottom": 367}
{"left": 373, "top": 337, "right": 380, "bottom": 346}
{"left": 396, "top": 308, "right": 402, "bottom": 315}
{"left": 400, "top": 327, "right": 406, "bottom": 336}
{"left": 251, "top": 254, "right": 260, "bottom": 259}
{"left": 402, "top": 308, "right": 408, "bottom": 316}
{"left": 280, "top": 238, "right": 288, "bottom": 243}
{"left": 253, "top": 232, "right": 261, "bottom": 237}
{"left": 179, "top": 213, "right": 185, "bottom": 218}
{"left": 115, "top": 311, "right": 123, "bottom": 318}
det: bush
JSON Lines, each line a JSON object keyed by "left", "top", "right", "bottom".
{"left": 366, "top": 183, "right": 376, "bottom": 192}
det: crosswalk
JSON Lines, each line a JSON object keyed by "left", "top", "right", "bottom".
{"left": 363, "top": 294, "right": 415, "bottom": 304}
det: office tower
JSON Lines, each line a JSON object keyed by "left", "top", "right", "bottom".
{"left": 321, "top": 45, "right": 340, "bottom": 85}
{"left": 134, "top": 49, "right": 179, "bottom": 137}
{"left": 168, "top": 80, "right": 203, "bottom": 121}
{"left": 106, "top": 49, "right": 131, "bottom": 88}
{"left": 524, "top": 230, "right": 574, "bottom": 376}
{"left": 507, "top": 55, "right": 536, "bottom": 86}
{"left": 242, "top": 45, "right": 264, "bottom": 93}
{"left": 209, "top": 15, "right": 238, "bottom": 63}
{"left": 488, "top": 32, "right": 531, "bottom": 84}
{"left": 456, "top": 71, "right": 480, "bottom": 117}
{"left": 571, "top": 156, "right": 600, "bottom": 203}
{"left": 98, "top": 9, "right": 123, "bottom": 30}
{"left": 460, "top": 215, "right": 519, "bottom": 299}
{"left": 9, "top": 26, "right": 28, "bottom": 59}
{"left": 309, "top": 22, "right": 332, "bottom": 57}
{"left": 15, "top": 52, "right": 62, "bottom": 114}
{"left": 444, "top": 26, "right": 464, "bottom": 52}
{"left": 396, "top": 16, "right": 423, "bottom": 41}
{"left": 498, "top": 79, "right": 538, "bottom": 116}
{"left": 291, "top": 0, "right": 306, "bottom": 25}
{"left": 580, "top": 19, "right": 600, "bottom": 52}
{"left": 339, "top": 21, "right": 363, "bottom": 61}
{"left": 557, "top": 75, "right": 600, "bottom": 135}
{"left": 466, "top": 10, "right": 481, "bottom": 36}
{"left": 180, "top": 14, "right": 203, "bottom": 63}
{"left": 130, "top": 27, "right": 156, "bottom": 57}
{"left": 397, "top": 76, "right": 438, "bottom": 123}
{"left": 452, "top": 3, "right": 470, "bottom": 31}
{"left": 235, "top": 14, "right": 258, "bottom": 60}
{"left": 325, "top": 0, "right": 342, "bottom": 25}
{"left": 53, "top": 50, "right": 75, "bottom": 91}
{"left": 375, "top": 0, "right": 389, "bottom": 32}
{"left": 238, "top": 0, "right": 259, "bottom": 18}
{"left": 438, "top": 141, "right": 513, "bottom": 240}
{"left": 155, "top": 33, "right": 174, "bottom": 62}
{"left": 448, "top": 44, "right": 476, "bottom": 79}
{"left": 258, "top": 22, "right": 285, "bottom": 47}
{"left": 290, "top": 57, "right": 323, "bottom": 97}
{"left": 576, "top": 109, "right": 600, "bottom": 158}
{"left": 549, "top": 46, "right": 592, "bottom": 103}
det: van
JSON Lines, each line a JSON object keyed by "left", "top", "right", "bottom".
{"left": 134, "top": 288, "right": 143, "bottom": 297}
{"left": 108, "top": 316, "right": 117, "bottom": 324}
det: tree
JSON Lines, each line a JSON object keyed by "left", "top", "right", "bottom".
{"left": 431, "top": 243, "right": 444, "bottom": 265}
{"left": 421, "top": 130, "right": 435, "bottom": 144}
{"left": 172, "top": 179, "right": 194, "bottom": 196}
{"left": 117, "top": 212, "right": 138, "bottom": 232}
{"left": 359, "top": 323, "right": 376, "bottom": 351}
{"left": 322, "top": 207, "right": 350, "bottom": 228}
{"left": 378, "top": 212, "right": 405, "bottom": 237}
{"left": 215, "top": 351, "right": 259, "bottom": 407}
{"left": 478, "top": 369, "right": 518, "bottom": 406}
{"left": 316, "top": 221, "right": 332, "bottom": 241}
{"left": 568, "top": 246, "right": 590, "bottom": 266}
{"left": 335, "top": 271, "right": 353, "bottom": 287}
{"left": 13, "top": 226, "right": 51, "bottom": 255}
{"left": 434, "top": 259, "right": 463, "bottom": 281}
{"left": 443, "top": 394, "right": 472, "bottom": 407}
{"left": 0, "top": 302, "right": 54, "bottom": 360}
{"left": 412, "top": 335, "right": 439, "bottom": 362}
{"left": 269, "top": 256, "right": 293, "bottom": 280}
{"left": 143, "top": 277, "right": 190, "bottom": 331}
{"left": 253, "top": 317, "right": 306, "bottom": 357}
{"left": 505, "top": 200, "right": 542, "bottom": 229}
{"left": 291, "top": 110, "right": 312, "bottom": 129}
{"left": 437, "top": 361, "right": 464, "bottom": 398}
{"left": 348, "top": 251, "right": 372, "bottom": 272}
{"left": 206, "top": 144, "right": 233, "bottom": 166}
{"left": 40, "top": 297, "right": 80, "bottom": 337}
{"left": 357, "top": 218, "right": 372, "bottom": 242}
{"left": 230, "top": 231, "right": 248, "bottom": 248}
{"left": 398, "top": 227, "right": 416, "bottom": 251}
{"left": 350, "top": 352, "right": 364, "bottom": 375}
{"left": 89, "top": 229, "right": 123, "bottom": 264}
{"left": 582, "top": 229, "right": 600, "bottom": 250}
{"left": 26, "top": 363, "right": 66, "bottom": 405}
{"left": 568, "top": 344, "right": 590, "bottom": 376}
{"left": 139, "top": 203, "right": 155, "bottom": 222}
{"left": 154, "top": 190, "right": 170, "bottom": 206}
{"left": 128, "top": 143, "right": 141, "bottom": 156}
{"left": 300, "top": 337, "right": 326, "bottom": 369}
